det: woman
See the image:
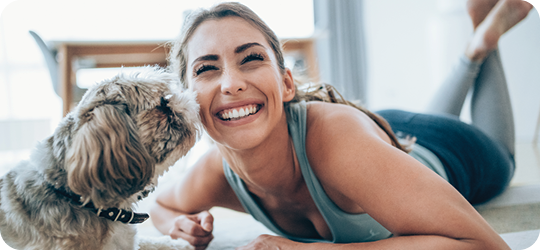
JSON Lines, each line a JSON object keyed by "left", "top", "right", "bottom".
{"left": 151, "top": 1, "right": 533, "bottom": 249}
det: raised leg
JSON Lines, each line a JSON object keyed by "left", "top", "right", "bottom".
{"left": 428, "top": 0, "right": 532, "bottom": 155}
{"left": 470, "top": 49, "right": 515, "bottom": 155}
{"left": 426, "top": 0, "right": 501, "bottom": 117}
{"left": 426, "top": 56, "right": 481, "bottom": 117}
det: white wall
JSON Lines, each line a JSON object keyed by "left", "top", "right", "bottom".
{"left": 363, "top": 0, "right": 540, "bottom": 143}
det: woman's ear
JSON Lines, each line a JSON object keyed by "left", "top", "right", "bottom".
{"left": 282, "top": 68, "right": 296, "bottom": 102}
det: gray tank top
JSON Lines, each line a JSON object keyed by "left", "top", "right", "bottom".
{"left": 223, "top": 101, "right": 447, "bottom": 243}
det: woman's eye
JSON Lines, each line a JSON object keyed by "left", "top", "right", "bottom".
{"left": 241, "top": 53, "right": 264, "bottom": 64}
{"left": 195, "top": 64, "right": 218, "bottom": 76}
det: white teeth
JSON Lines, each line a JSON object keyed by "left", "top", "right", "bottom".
{"left": 220, "top": 105, "right": 258, "bottom": 120}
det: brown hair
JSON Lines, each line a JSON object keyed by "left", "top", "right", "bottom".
{"left": 167, "top": 2, "right": 411, "bottom": 153}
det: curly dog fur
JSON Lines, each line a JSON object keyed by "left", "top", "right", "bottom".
{"left": 0, "top": 67, "right": 199, "bottom": 250}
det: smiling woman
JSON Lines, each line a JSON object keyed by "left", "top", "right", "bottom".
{"left": 149, "top": 1, "right": 535, "bottom": 250}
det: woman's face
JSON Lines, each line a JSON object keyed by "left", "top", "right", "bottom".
{"left": 186, "top": 16, "right": 295, "bottom": 150}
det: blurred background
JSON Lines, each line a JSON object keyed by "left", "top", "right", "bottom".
{"left": 1, "top": 0, "right": 539, "bottom": 183}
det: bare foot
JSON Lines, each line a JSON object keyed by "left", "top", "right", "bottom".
{"left": 467, "top": 0, "right": 500, "bottom": 30}
{"left": 465, "top": 0, "right": 533, "bottom": 61}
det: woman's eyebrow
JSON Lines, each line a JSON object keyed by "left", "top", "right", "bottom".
{"left": 190, "top": 43, "right": 263, "bottom": 67}
{"left": 191, "top": 54, "right": 219, "bottom": 67}
{"left": 235, "top": 42, "right": 264, "bottom": 54}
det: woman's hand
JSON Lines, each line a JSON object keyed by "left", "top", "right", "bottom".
{"left": 169, "top": 210, "right": 214, "bottom": 250}
{"left": 236, "top": 235, "right": 300, "bottom": 250}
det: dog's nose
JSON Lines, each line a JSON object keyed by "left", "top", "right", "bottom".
{"left": 161, "top": 97, "right": 170, "bottom": 106}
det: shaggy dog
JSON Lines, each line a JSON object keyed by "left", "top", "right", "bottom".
{"left": 0, "top": 67, "right": 198, "bottom": 250}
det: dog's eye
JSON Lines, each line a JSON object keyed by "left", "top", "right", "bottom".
{"left": 195, "top": 64, "right": 218, "bottom": 76}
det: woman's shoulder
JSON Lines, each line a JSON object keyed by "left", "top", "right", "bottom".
{"left": 304, "top": 101, "right": 394, "bottom": 172}
{"left": 305, "top": 101, "right": 383, "bottom": 136}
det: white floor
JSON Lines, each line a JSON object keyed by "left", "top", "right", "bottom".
{"left": 501, "top": 229, "right": 540, "bottom": 250}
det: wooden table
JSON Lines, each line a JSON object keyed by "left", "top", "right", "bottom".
{"left": 51, "top": 38, "right": 317, "bottom": 116}
{"left": 50, "top": 40, "right": 169, "bottom": 115}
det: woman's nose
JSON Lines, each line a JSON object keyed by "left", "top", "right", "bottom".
{"left": 220, "top": 70, "right": 247, "bottom": 95}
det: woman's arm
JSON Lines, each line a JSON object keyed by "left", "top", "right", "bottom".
{"left": 299, "top": 102, "right": 509, "bottom": 250}
{"left": 150, "top": 145, "right": 245, "bottom": 248}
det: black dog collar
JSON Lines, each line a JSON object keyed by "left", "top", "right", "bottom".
{"left": 95, "top": 206, "right": 149, "bottom": 224}
{"left": 51, "top": 185, "right": 149, "bottom": 224}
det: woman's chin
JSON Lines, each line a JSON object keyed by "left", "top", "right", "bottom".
{"left": 213, "top": 130, "right": 267, "bottom": 151}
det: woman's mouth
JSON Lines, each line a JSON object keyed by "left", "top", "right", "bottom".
{"left": 217, "top": 104, "right": 262, "bottom": 121}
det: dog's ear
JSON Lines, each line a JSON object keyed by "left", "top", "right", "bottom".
{"left": 66, "top": 103, "right": 154, "bottom": 207}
